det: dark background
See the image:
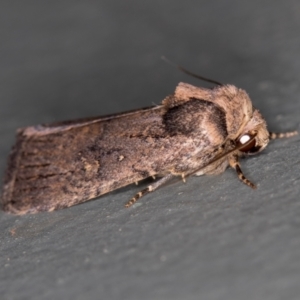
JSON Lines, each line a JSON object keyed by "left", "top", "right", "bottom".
{"left": 1, "top": 1, "right": 300, "bottom": 299}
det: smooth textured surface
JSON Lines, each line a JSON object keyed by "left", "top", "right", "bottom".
{"left": 1, "top": 1, "right": 300, "bottom": 299}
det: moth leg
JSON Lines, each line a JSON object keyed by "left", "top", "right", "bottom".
{"left": 269, "top": 131, "right": 298, "bottom": 139}
{"left": 228, "top": 155, "right": 256, "bottom": 189}
{"left": 125, "top": 173, "right": 175, "bottom": 208}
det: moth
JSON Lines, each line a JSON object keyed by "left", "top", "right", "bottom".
{"left": 1, "top": 68, "right": 297, "bottom": 214}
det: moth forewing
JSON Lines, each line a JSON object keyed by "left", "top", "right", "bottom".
{"left": 1, "top": 82, "right": 297, "bottom": 214}
{"left": 1, "top": 105, "right": 170, "bottom": 214}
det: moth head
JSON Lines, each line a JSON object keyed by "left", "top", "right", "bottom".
{"left": 236, "top": 109, "right": 270, "bottom": 155}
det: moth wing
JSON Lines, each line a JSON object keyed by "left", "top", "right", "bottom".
{"left": 2, "top": 89, "right": 228, "bottom": 214}
{"left": 1, "top": 106, "right": 171, "bottom": 214}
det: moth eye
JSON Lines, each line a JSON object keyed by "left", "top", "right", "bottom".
{"left": 239, "top": 134, "right": 251, "bottom": 145}
{"left": 238, "top": 134, "right": 257, "bottom": 153}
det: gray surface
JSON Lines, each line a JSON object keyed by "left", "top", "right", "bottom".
{"left": 1, "top": 1, "right": 300, "bottom": 299}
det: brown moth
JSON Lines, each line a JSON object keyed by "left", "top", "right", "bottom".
{"left": 1, "top": 78, "right": 297, "bottom": 214}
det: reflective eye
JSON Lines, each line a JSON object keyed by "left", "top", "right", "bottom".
{"left": 238, "top": 134, "right": 257, "bottom": 153}
{"left": 240, "top": 134, "right": 251, "bottom": 145}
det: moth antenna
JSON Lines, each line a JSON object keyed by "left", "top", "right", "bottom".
{"left": 188, "top": 135, "right": 257, "bottom": 177}
{"left": 269, "top": 131, "right": 298, "bottom": 139}
{"left": 161, "top": 56, "right": 223, "bottom": 86}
